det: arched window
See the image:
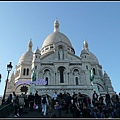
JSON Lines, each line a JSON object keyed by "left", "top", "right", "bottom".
{"left": 75, "top": 77, "right": 78, "bottom": 85}
{"left": 23, "top": 68, "right": 26, "bottom": 75}
{"left": 86, "top": 65, "right": 88, "bottom": 70}
{"left": 45, "top": 77, "right": 48, "bottom": 85}
{"left": 27, "top": 68, "right": 29, "bottom": 75}
{"left": 44, "top": 69, "right": 50, "bottom": 85}
{"left": 58, "top": 66, "right": 65, "bottom": 83}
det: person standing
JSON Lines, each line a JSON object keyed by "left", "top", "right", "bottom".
{"left": 99, "top": 94, "right": 104, "bottom": 105}
{"left": 72, "top": 92, "right": 76, "bottom": 99}
{"left": 6, "top": 94, "right": 12, "bottom": 104}
{"left": 86, "top": 97, "right": 91, "bottom": 109}
{"left": 23, "top": 92, "right": 28, "bottom": 108}
{"left": 28, "top": 92, "right": 35, "bottom": 111}
{"left": 41, "top": 94, "right": 49, "bottom": 117}
{"left": 57, "top": 94, "right": 63, "bottom": 117}
{"left": 62, "top": 91, "right": 67, "bottom": 109}
{"left": 52, "top": 91, "right": 58, "bottom": 107}
{"left": 73, "top": 94, "right": 81, "bottom": 118}
{"left": 77, "top": 92, "right": 83, "bottom": 110}
{"left": 105, "top": 92, "right": 111, "bottom": 106}
{"left": 38, "top": 94, "right": 42, "bottom": 112}
{"left": 62, "top": 91, "right": 67, "bottom": 102}
{"left": 13, "top": 92, "right": 20, "bottom": 117}
{"left": 35, "top": 91, "right": 39, "bottom": 106}
{"left": 65, "top": 93, "right": 71, "bottom": 114}
{"left": 111, "top": 92, "right": 119, "bottom": 108}
{"left": 92, "top": 91, "right": 98, "bottom": 106}
{"left": 13, "top": 92, "right": 17, "bottom": 117}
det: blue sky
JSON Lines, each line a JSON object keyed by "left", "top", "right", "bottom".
{"left": 0, "top": 1, "right": 120, "bottom": 96}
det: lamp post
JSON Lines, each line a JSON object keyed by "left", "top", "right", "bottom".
{"left": 2, "top": 62, "right": 13, "bottom": 105}
{"left": 0, "top": 74, "right": 1, "bottom": 83}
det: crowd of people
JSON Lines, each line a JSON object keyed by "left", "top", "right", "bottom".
{"left": 92, "top": 91, "right": 120, "bottom": 118}
{"left": 2, "top": 90, "right": 120, "bottom": 118}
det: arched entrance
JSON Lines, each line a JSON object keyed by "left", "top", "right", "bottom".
{"left": 82, "top": 94, "right": 91, "bottom": 103}
{"left": 77, "top": 93, "right": 91, "bottom": 108}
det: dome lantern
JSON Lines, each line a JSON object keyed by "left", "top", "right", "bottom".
{"left": 28, "top": 38, "right": 33, "bottom": 51}
{"left": 41, "top": 20, "right": 73, "bottom": 49}
{"left": 83, "top": 39, "right": 89, "bottom": 51}
{"left": 54, "top": 19, "right": 60, "bottom": 32}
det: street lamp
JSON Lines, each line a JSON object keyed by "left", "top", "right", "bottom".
{"left": 2, "top": 62, "right": 13, "bottom": 105}
{"left": 0, "top": 74, "right": 1, "bottom": 83}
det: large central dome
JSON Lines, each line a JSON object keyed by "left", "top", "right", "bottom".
{"left": 42, "top": 31, "right": 72, "bottom": 48}
{"left": 41, "top": 19, "right": 72, "bottom": 48}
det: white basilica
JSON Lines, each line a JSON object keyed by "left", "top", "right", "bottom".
{"left": 6, "top": 19, "right": 114, "bottom": 100}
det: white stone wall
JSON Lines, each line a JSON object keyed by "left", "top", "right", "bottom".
{"left": 6, "top": 21, "right": 115, "bottom": 100}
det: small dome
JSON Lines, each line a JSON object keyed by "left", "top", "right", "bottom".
{"left": 89, "top": 51, "right": 99, "bottom": 63}
{"left": 34, "top": 47, "right": 40, "bottom": 54}
{"left": 81, "top": 49, "right": 99, "bottom": 63}
{"left": 81, "top": 49, "right": 89, "bottom": 55}
{"left": 81, "top": 40, "right": 99, "bottom": 64}
{"left": 18, "top": 39, "right": 33, "bottom": 65}
{"left": 42, "top": 31, "right": 72, "bottom": 48}
{"left": 18, "top": 51, "right": 33, "bottom": 65}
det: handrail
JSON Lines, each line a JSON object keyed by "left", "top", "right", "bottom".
{"left": 0, "top": 103, "right": 14, "bottom": 118}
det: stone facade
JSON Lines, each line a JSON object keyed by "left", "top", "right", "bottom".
{"left": 6, "top": 19, "right": 114, "bottom": 100}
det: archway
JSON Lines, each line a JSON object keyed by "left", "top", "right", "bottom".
{"left": 79, "top": 94, "right": 91, "bottom": 107}
{"left": 58, "top": 66, "right": 66, "bottom": 83}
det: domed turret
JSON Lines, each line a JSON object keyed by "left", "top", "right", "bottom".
{"left": 32, "top": 47, "right": 40, "bottom": 64}
{"left": 80, "top": 39, "right": 99, "bottom": 64}
{"left": 34, "top": 47, "right": 40, "bottom": 54}
{"left": 18, "top": 39, "right": 33, "bottom": 65}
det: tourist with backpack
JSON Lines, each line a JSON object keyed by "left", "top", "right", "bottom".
{"left": 41, "top": 94, "right": 49, "bottom": 117}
